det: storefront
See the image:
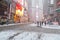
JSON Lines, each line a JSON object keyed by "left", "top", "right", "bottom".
{"left": 13, "top": 0, "right": 28, "bottom": 23}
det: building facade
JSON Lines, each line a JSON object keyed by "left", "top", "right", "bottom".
{"left": 43, "top": 0, "right": 60, "bottom": 25}
{"left": 43, "top": 0, "right": 57, "bottom": 22}
{"left": 27, "top": 0, "right": 44, "bottom": 22}
{"left": 55, "top": 0, "right": 60, "bottom": 24}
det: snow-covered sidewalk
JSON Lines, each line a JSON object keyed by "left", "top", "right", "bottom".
{"left": 42, "top": 24, "right": 60, "bottom": 29}
{"left": 10, "top": 32, "right": 60, "bottom": 40}
{"left": 0, "top": 22, "right": 32, "bottom": 27}
{"left": 29, "top": 23, "right": 37, "bottom": 27}
{"left": 29, "top": 23, "right": 60, "bottom": 29}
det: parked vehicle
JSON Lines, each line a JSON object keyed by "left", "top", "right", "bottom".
{"left": 0, "top": 16, "right": 7, "bottom": 25}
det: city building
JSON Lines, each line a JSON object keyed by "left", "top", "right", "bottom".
{"left": 0, "top": 0, "right": 10, "bottom": 24}
{"left": 43, "top": 0, "right": 57, "bottom": 22}
{"left": 55, "top": 0, "right": 60, "bottom": 24}
{"left": 13, "top": 0, "right": 29, "bottom": 23}
{"left": 27, "top": 0, "right": 44, "bottom": 22}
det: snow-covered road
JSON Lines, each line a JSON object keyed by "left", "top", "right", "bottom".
{"left": 0, "top": 30, "right": 60, "bottom": 40}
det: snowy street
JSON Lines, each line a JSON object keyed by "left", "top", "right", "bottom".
{"left": 0, "top": 23, "right": 60, "bottom": 40}
{"left": 0, "top": 30, "right": 60, "bottom": 40}
{"left": 0, "top": 0, "right": 60, "bottom": 40}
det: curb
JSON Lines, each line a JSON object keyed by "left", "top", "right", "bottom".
{"left": 0, "top": 22, "right": 32, "bottom": 27}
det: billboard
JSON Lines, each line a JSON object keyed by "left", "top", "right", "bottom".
{"left": 13, "top": 0, "right": 24, "bottom": 5}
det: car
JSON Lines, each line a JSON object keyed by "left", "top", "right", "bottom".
{"left": 0, "top": 16, "right": 7, "bottom": 25}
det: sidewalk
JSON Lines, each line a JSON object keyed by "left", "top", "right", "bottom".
{"left": 42, "top": 24, "right": 60, "bottom": 29}
{"left": 0, "top": 22, "right": 32, "bottom": 27}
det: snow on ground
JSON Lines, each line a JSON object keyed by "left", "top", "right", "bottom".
{"left": 29, "top": 23, "right": 60, "bottom": 29}
{"left": 42, "top": 24, "right": 60, "bottom": 29}
{"left": 0, "top": 30, "right": 22, "bottom": 40}
{"left": 12, "top": 32, "right": 60, "bottom": 40}
{"left": 0, "top": 31, "right": 60, "bottom": 40}
{"left": 42, "top": 33, "right": 60, "bottom": 40}
{"left": 12, "top": 32, "right": 39, "bottom": 40}
{"left": 29, "top": 23, "right": 37, "bottom": 27}
{"left": 0, "top": 23, "right": 29, "bottom": 27}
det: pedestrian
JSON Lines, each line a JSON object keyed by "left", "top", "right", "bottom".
{"left": 44, "top": 19, "right": 47, "bottom": 25}
{"left": 44, "top": 21, "right": 46, "bottom": 25}
{"left": 6, "top": 17, "right": 9, "bottom": 25}
{"left": 37, "top": 21, "right": 39, "bottom": 27}
{"left": 42, "top": 21, "right": 43, "bottom": 26}
{"left": 40, "top": 21, "right": 42, "bottom": 27}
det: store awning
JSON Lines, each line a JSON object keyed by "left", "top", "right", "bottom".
{"left": 56, "top": 8, "right": 60, "bottom": 13}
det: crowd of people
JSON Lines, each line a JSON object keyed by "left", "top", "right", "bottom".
{"left": 37, "top": 21, "right": 47, "bottom": 27}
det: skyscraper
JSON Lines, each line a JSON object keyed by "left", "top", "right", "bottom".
{"left": 27, "top": 0, "right": 43, "bottom": 22}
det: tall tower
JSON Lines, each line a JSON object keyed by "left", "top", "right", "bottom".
{"left": 27, "top": 0, "right": 43, "bottom": 22}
